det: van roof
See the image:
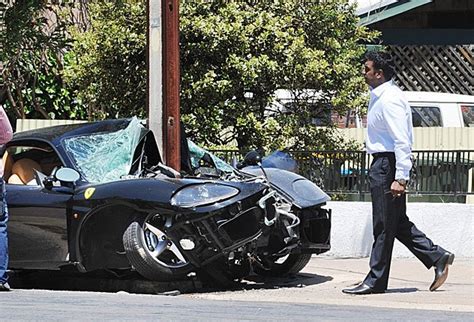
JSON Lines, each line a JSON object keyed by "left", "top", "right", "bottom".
{"left": 404, "top": 91, "right": 474, "bottom": 104}
{"left": 274, "top": 89, "right": 322, "bottom": 100}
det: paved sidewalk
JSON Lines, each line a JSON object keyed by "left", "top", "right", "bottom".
{"left": 187, "top": 257, "right": 474, "bottom": 312}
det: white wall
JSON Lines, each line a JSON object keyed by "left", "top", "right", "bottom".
{"left": 323, "top": 201, "right": 473, "bottom": 258}
{"left": 336, "top": 127, "right": 474, "bottom": 150}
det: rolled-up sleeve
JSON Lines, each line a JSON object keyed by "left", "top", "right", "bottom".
{"left": 382, "top": 98, "right": 412, "bottom": 180}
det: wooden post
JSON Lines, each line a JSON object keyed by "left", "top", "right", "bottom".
{"left": 162, "top": 0, "right": 180, "bottom": 170}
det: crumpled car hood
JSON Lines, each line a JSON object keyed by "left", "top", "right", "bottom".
{"left": 242, "top": 167, "right": 330, "bottom": 208}
{"left": 74, "top": 176, "right": 266, "bottom": 213}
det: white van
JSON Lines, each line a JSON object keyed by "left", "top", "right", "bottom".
{"left": 268, "top": 89, "right": 332, "bottom": 126}
{"left": 404, "top": 91, "right": 474, "bottom": 128}
{"left": 353, "top": 91, "right": 474, "bottom": 128}
{"left": 269, "top": 90, "right": 474, "bottom": 128}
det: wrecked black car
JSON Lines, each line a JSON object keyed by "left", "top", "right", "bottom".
{"left": 3, "top": 118, "right": 331, "bottom": 286}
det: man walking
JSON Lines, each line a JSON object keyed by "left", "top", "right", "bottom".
{"left": 0, "top": 106, "right": 13, "bottom": 291}
{"left": 343, "top": 51, "right": 454, "bottom": 295}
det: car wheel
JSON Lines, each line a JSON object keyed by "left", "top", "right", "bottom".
{"left": 122, "top": 216, "right": 193, "bottom": 281}
{"left": 254, "top": 253, "right": 312, "bottom": 277}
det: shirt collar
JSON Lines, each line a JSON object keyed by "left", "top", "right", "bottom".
{"left": 370, "top": 79, "right": 393, "bottom": 98}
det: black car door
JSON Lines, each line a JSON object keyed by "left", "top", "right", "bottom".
{"left": 6, "top": 183, "right": 73, "bottom": 269}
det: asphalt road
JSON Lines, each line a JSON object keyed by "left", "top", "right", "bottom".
{"left": 1, "top": 289, "right": 473, "bottom": 321}
{"left": 2, "top": 257, "right": 473, "bottom": 320}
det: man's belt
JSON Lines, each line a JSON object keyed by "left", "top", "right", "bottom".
{"left": 372, "top": 152, "right": 395, "bottom": 158}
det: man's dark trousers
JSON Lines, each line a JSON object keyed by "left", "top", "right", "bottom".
{"left": 363, "top": 152, "right": 446, "bottom": 291}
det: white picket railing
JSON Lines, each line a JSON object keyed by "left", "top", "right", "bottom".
{"left": 15, "top": 119, "right": 87, "bottom": 133}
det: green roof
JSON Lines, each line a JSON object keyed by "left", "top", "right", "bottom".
{"left": 359, "top": 0, "right": 432, "bottom": 26}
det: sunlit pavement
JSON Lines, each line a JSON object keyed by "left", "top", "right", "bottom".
{"left": 187, "top": 256, "right": 474, "bottom": 313}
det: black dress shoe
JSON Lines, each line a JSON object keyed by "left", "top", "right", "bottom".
{"left": 430, "top": 252, "right": 455, "bottom": 291}
{"left": 342, "top": 283, "right": 384, "bottom": 295}
{"left": 0, "top": 282, "right": 11, "bottom": 292}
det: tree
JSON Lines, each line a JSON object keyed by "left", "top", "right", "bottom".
{"left": 0, "top": 0, "right": 83, "bottom": 121}
{"left": 61, "top": 1, "right": 375, "bottom": 151}
{"left": 64, "top": 1, "right": 147, "bottom": 120}
{"left": 180, "top": 0, "right": 376, "bottom": 151}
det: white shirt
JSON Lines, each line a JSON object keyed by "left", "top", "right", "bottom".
{"left": 366, "top": 80, "right": 413, "bottom": 180}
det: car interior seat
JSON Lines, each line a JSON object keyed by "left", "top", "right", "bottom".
{"left": 8, "top": 158, "right": 43, "bottom": 185}
{"left": 1, "top": 151, "right": 14, "bottom": 180}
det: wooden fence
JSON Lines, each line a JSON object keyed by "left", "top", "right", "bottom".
{"left": 389, "top": 45, "right": 474, "bottom": 95}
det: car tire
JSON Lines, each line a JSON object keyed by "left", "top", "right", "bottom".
{"left": 123, "top": 221, "right": 193, "bottom": 281}
{"left": 254, "top": 253, "right": 312, "bottom": 277}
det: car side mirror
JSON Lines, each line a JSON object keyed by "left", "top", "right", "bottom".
{"left": 55, "top": 168, "right": 80, "bottom": 184}
{"left": 237, "top": 150, "right": 262, "bottom": 169}
{"left": 244, "top": 150, "right": 262, "bottom": 165}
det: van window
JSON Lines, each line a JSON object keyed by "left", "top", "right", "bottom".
{"left": 282, "top": 101, "right": 332, "bottom": 126}
{"left": 461, "top": 105, "right": 474, "bottom": 127}
{"left": 411, "top": 106, "right": 442, "bottom": 127}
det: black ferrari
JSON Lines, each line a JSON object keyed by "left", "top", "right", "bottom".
{"left": 3, "top": 118, "right": 331, "bottom": 285}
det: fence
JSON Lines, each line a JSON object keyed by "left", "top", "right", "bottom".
{"left": 210, "top": 149, "right": 474, "bottom": 202}
{"left": 389, "top": 45, "right": 474, "bottom": 96}
{"left": 12, "top": 119, "right": 474, "bottom": 202}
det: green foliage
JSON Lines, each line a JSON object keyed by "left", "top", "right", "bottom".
{"left": 2, "top": 0, "right": 374, "bottom": 152}
{"left": 64, "top": 1, "right": 147, "bottom": 120}
{"left": 180, "top": 0, "right": 376, "bottom": 152}
{"left": 0, "top": 1, "right": 82, "bottom": 120}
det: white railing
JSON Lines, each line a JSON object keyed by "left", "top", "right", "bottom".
{"left": 15, "top": 119, "right": 87, "bottom": 133}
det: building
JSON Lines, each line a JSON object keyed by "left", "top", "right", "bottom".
{"left": 355, "top": 0, "right": 473, "bottom": 95}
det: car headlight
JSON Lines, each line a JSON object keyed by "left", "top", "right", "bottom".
{"left": 170, "top": 183, "right": 239, "bottom": 208}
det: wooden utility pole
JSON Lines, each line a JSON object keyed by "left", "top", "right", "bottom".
{"left": 162, "top": 0, "right": 180, "bottom": 170}
{"left": 147, "top": 0, "right": 180, "bottom": 171}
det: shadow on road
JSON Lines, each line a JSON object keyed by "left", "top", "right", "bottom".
{"left": 238, "top": 272, "right": 333, "bottom": 290}
{"left": 386, "top": 287, "right": 418, "bottom": 294}
{"left": 9, "top": 269, "right": 200, "bottom": 295}
{"left": 9, "top": 269, "right": 332, "bottom": 295}
{"left": 194, "top": 272, "right": 333, "bottom": 294}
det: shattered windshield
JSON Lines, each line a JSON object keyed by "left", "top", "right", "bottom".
{"left": 187, "top": 140, "right": 234, "bottom": 173}
{"left": 63, "top": 117, "right": 144, "bottom": 183}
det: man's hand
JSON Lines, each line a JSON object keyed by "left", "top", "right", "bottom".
{"left": 391, "top": 180, "right": 406, "bottom": 197}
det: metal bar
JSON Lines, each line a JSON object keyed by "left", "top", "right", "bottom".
{"left": 147, "top": 0, "right": 164, "bottom": 157}
{"left": 359, "top": 151, "right": 366, "bottom": 201}
{"left": 454, "top": 151, "right": 460, "bottom": 195}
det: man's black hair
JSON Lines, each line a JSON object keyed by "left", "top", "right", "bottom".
{"left": 365, "top": 51, "right": 395, "bottom": 80}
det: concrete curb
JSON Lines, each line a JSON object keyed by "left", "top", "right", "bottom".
{"left": 322, "top": 201, "right": 474, "bottom": 258}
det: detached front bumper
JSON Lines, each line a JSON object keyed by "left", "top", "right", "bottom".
{"left": 297, "top": 207, "right": 331, "bottom": 254}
